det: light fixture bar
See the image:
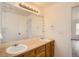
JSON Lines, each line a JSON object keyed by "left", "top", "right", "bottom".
{"left": 19, "top": 3, "right": 39, "bottom": 14}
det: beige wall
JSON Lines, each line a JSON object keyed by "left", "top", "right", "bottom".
{"left": 43, "top": 3, "right": 79, "bottom": 57}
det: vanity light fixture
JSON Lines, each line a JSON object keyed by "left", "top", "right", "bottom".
{"left": 19, "top": 3, "right": 39, "bottom": 14}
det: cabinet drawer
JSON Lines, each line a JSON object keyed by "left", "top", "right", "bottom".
{"left": 36, "top": 45, "right": 45, "bottom": 54}
{"left": 46, "top": 43, "right": 50, "bottom": 49}
{"left": 24, "top": 50, "right": 35, "bottom": 57}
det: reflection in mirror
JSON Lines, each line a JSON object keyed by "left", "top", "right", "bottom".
{"left": 76, "top": 23, "right": 79, "bottom": 35}
{"left": 0, "top": 3, "right": 44, "bottom": 43}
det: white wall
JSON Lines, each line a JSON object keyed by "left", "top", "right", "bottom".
{"left": 0, "top": 4, "right": 1, "bottom": 42}
{"left": 0, "top": 3, "right": 1, "bottom": 33}
{"left": 44, "top": 3, "right": 79, "bottom": 57}
{"left": 72, "top": 8, "right": 79, "bottom": 20}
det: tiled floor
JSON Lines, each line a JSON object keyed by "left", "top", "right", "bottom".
{"left": 72, "top": 39, "right": 79, "bottom": 57}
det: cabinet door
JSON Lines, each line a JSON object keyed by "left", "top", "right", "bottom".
{"left": 36, "top": 45, "right": 46, "bottom": 57}
{"left": 46, "top": 42, "right": 51, "bottom": 57}
{"left": 24, "top": 50, "right": 35, "bottom": 57}
{"left": 36, "top": 52, "right": 45, "bottom": 57}
{"left": 50, "top": 41, "right": 54, "bottom": 57}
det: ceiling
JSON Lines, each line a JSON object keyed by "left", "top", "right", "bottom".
{"left": 25, "top": 2, "right": 53, "bottom": 8}
{"left": 33, "top": 2, "right": 52, "bottom": 7}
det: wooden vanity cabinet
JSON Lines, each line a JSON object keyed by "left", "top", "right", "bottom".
{"left": 45, "top": 42, "right": 51, "bottom": 57}
{"left": 36, "top": 45, "right": 46, "bottom": 57}
{"left": 16, "top": 54, "right": 24, "bottom": 57}
{"left": 16, "top": 50, "right": 36, "bottom": 57}
{"left": 50, "top": 41, "right": 54, "bottom": 57}
{"left": 24, "top": 50, "right": 35, "bottom": 57}
{"left": 16, "top": 40, "right": 54, "bottom": 57}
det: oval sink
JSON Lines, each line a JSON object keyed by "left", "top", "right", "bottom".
{"left": 6, "top": 44, "right": 28, "bottom": 54}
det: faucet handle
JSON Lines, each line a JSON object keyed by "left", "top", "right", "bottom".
{"left": 18, "top": 33, "right": 21, "bottom": 35}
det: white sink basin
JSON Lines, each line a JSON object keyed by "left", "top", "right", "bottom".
{"left": 6, "top": 44, "right": 28, "bottom": 54}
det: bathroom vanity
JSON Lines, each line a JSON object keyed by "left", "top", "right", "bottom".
{"left": 17, "top": 40, "right": 54, "bottom": 57}
{"left": 0, "top": 39, "right": 54, "bottom": 57}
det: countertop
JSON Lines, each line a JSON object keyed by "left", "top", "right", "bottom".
{"left": 0, "top": 38, "right": 54, "bottom": 57}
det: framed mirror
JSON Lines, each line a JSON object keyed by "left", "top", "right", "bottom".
{"left": 0, "top": 2, "right": 45, "bottom": 43}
